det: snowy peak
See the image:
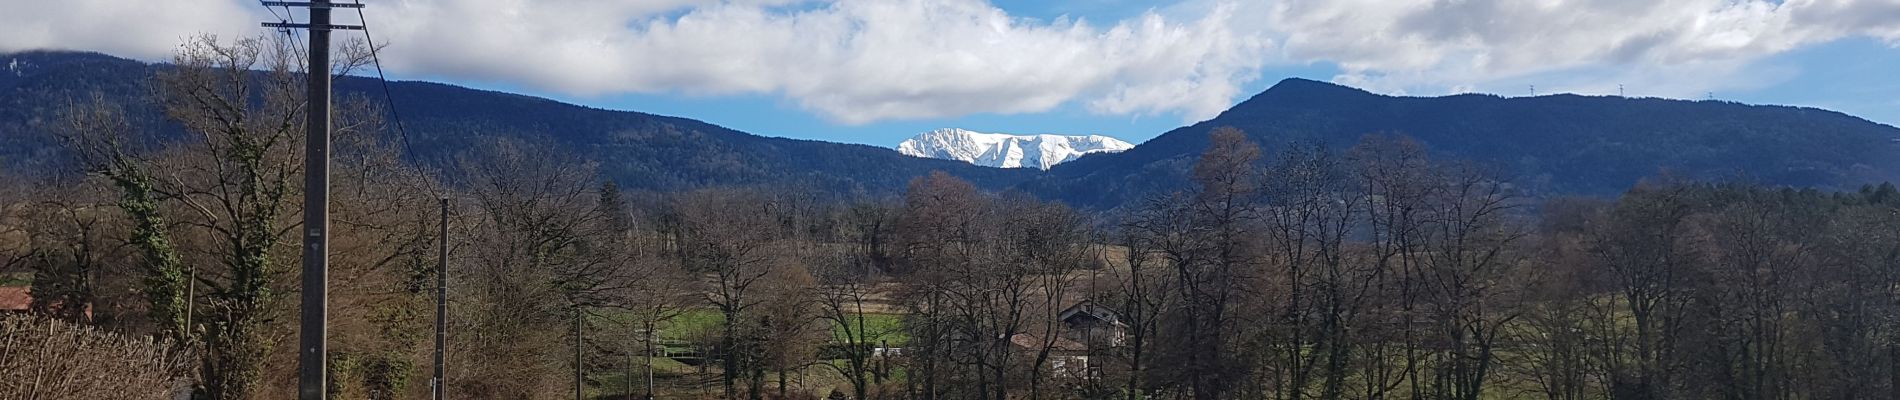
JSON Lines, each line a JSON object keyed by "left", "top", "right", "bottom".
{"left": 896, "top": 128, "right": 1134, "bottom": 170}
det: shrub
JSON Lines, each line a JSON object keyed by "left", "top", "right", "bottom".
{"left": 0, "top": 315, "right": 193, "bottom": 399}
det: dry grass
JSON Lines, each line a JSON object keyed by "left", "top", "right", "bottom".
{"left": 0, "top": 315, "right": 195, "bottom": 400}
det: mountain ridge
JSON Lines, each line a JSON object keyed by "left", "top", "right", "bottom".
{"left": 896, "top": 128, "right": 1133, "bottom": 170}
{"left": 0, "top": 50, "right": 1038, "bottom": 196}
{"left": 1029, "top": 78, "right": 1900, "bottom": 209}
{"left": 5, "top": 50, "right": 1898, "bottom": 212}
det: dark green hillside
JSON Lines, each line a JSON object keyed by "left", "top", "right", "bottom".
{"left": 1029, "top": 78, "right": 1900, "bottom": 209}
{"left": 6, "top": 52, "right": 1897, "bottom": 210}
{"left": 0, "top": 50, "right": 1035, "bottom": 195}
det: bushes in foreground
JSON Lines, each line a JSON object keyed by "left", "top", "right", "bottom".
{"left": 0, "top": 315, "right": 193, "bottom": 400}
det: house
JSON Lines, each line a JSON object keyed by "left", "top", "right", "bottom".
{"left": 998, "top": 300, "right": 1132, "bottom": 380}
{"left": 1008, "top": 332, "right": 1093, "bottom": 379}
{"left": 1057, "top": 300, "right": 1127, "bottom": 348}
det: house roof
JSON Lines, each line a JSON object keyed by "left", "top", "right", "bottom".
{"left": 1058, "top": 300, "right": 1124, "bottom": 326}
{"left": 0, "top": 286, "right": 29, "bottom": 311}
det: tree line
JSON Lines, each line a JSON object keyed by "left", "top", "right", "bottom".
{"left": 3, "top": 35, "right": 1900, "bottom": 400}
{"left": 1090, "top": 129, "right": 1900, "bottom": 400}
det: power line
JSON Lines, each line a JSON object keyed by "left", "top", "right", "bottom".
{"left": 349, "top": 0, "right": 442, "bottom": 200}
{"left": 270, "top": 0, "right": 440, "bottom": 198}
{"left": 347, "top": 5, "right": 454, "bottom": 399}
{"left": 264, "top": 3, "right": 311, "bottom": 71}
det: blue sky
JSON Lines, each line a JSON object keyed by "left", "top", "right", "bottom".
{"left": 5, "top": 0, "right": 1898, "bottom": 147}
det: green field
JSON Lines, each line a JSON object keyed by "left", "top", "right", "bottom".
{"left": 828, "top": 312, "right": 908, "bottom": 346}
{"left": 573, "top": 308, "right": 912, "bottom": 397}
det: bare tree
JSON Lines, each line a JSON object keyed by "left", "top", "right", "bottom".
{"left": 756, "top": 266, "right": 822, "bottom": 399}
{"left": 1255, "top": 142, "right": 1361, "bottom": 400}
{"left": 1005, "top": 194, "right": 1090, "bottom": 400}
{"left": 1177, "top": 127, "right": 1264, "bottom": 400}
{"left": 815, "top": 255, "right": 893, "bottom": 400}
{"left": 0, "top": 169, "right": 31, "bottom": 277}
{"left": 1679, "top": 201, "right": 1813, "bottom": 400}
{"left": 1103, "top": 219, "right": 1177, "bottom": 400}
{"left": 1344, "top": 134, "right": 1434, "bottom": 400}
{"left": 670, "top": 187, "right": 810, "bottom": 400}
{"left": 323, "top": 109, "right": 445, "bottom": 400}
{"left": 889, "top": 173, "right": 1093, "bottom": 400}
{"left": 52, "top": 34, "right": 377, "bottom": 399}
{"left": 454, "top": 139, "right": 632, "bottom": 399}
{"left": 1809, "top": 205, "right": 1900, "bottom": 397}
{"left": 893, "top": 171, "right": 989, "bottom": 400}
{"left": 1498, "top": 197, "right": 1612, "bottom": 400}
{"left": 20, "top": 185, "right": 118, "bottom": 324}
{"left": 53, "top": 94, "right": 190, "bottom": 342}
{"left": 606, "top": 196, "right": 694, "bottom": 400}
{"left": 1586, "top": 182, "right": 1699, "bottom": 399}
{"left": 816, "top": 197, "right": 902, "bottom": 399}
{"left": 1416, "top": 163, "right": 1526, "bottom": 400}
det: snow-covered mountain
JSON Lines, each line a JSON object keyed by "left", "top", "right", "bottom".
{"left": 896, "top": 128, "right": 1134, "bottom": 170}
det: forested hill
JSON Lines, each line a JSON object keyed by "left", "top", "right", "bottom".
{"left": 7, "top": 51, "right": 1898, "bottom": 210}
{"left": 0, "top": 50, "right": 1036, "bottom": 195}
{"left": 1028, "top": 78, "right": 1900, "bottom": 209}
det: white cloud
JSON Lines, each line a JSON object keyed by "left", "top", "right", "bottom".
{"left": 2, "top": 0, "right": 1896, "bottom": 125}
{"left": 1259, "top": 0, "right": 1900, "bottom": 98}
{"left": 0, "top": 0, "right": 1271, "bottom": 125}
{"left": 367, "top": 0, "right": 1272, "bottom": 124}
{"left": 0, "top": 0, "right": 260, "bottom": 61}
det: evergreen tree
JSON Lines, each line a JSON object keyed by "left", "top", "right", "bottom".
{"left": 1873, "top": 182, "right": 1897, "bottom": 204}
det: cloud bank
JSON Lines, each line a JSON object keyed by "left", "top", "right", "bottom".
{"left": 1261, "top": 0, "right": 1900, "bottom": 97}
{"left": 3, "top": 0, "right": 1896, "bottom": 124}
{"left": 370, "top": 0, "right": 1270, "bottom": 124}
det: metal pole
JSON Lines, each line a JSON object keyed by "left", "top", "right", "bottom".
{"left": 434, "top": 198, "right": 448, "bottom": 400}
{"left": 297, "top": 1, "right": 334, "bottom": 399}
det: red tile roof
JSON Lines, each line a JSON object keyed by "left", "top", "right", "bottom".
{"left": 0, "top": 286, "right": 28, "bottom": 311}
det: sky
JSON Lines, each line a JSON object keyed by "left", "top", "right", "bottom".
{"left": 3, "top": 0, "right": 1898, "bottom": 147}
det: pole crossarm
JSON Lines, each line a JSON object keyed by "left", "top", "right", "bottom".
{"left": 262, "top": 1, "right": 364, "bottom": 8}
{"left": 262, "top": 22, "right": 365, "bottom": 30}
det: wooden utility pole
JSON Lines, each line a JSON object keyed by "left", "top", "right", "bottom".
{"left": 626, "top": 319, "right": 653, "bottom": 400}
{"left": 261, "top": 2, "right": 364, "bottom": 399}
{"left": 297, "top": 1, "right": 333, "bottom": 394}
{"left": 646, "top": 320, "right": 656, "bottom": 400}
{"left": 634, "top": 337, "right": 642, "bottom": 400}
{"left": 575, "top": 305, "right": 585, "bottom": 400}
{"left": 434, "top": 198, "right": 449, "bottom": 400}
